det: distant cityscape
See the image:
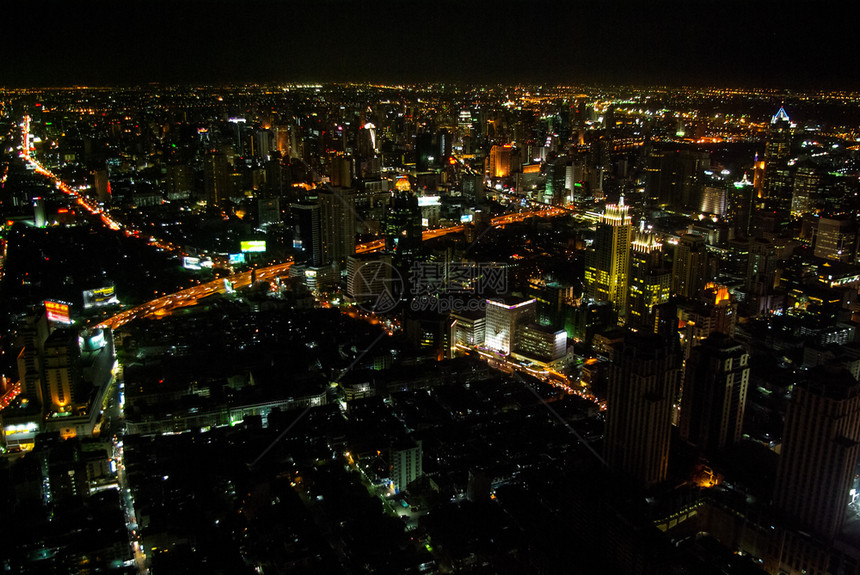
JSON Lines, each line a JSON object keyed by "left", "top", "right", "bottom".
{"left": 1, "top": 83, "right": 860, "bottom": 574}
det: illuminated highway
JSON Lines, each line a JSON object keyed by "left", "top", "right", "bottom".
{"left": 97, "top": 261, "right": 294, "bottom": 330}
{"left": 355, "top": 207, "right": 568, "bottom": 253}
{"left": 19, "top": 117, "right": 180, "bottom": 253}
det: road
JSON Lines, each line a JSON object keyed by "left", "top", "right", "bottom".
{"left": 97, "top": 261, "right": 294, "bottom": 330}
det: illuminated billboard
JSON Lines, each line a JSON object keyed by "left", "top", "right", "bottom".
{"left": 240, "top": 240, "right": 266, "bottom": 253}
{"left": 45, "top": 300, "right": 72, "bottom": 324}
{"left": 228, "top": 253, "right": 246, "bottom": 265}
{"left": 82, "top": 286, "right": 119, "bottom": 309}
{"left": 183, "top": 256, "right": 201, "bottom": 270}
{"left": 417, "top": 196, "right": 441, "bottom": 207}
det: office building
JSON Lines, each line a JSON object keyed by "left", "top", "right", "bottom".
{"left": 677, "top": 283, "right": 737, "bottom": 357}
{"left": 627, "top": 231, "right": 671, "bottom": 329}
{"left": 672, "top": 234, "right": 712, "bottom": 299}
{"left": 258, "top": 197, "right": 281, "bottom": 227}
{"left": 383, "top": 191, "right": 422, "bottom": 259}
{"left": 680, "top": 334, "right": 749, "bottom": 452}
{"left": 790, "top": 161, "right": 822, "bottom": 218}
{"left": 516, "top": 324, "right": 567, "bottom": 363}
{"left": 488, "top": 144, "right": 514, "bottom": 179}
{"left": 319, "top": 187, "right": 356, "bottom": 265}
{"left": 584, "top": 199, "right": 632, "bottom": 316}
{"left": 644, "top": 146, "right": 709, "bottom": 210}
{"left": 763, "top": 106, "right": 793, "bottom": 215}
{"left": 815, "top": 216, "right": 854, "bottom": 263}
{"left": 773, "top": 366, "right": 860, "bottom": 540}
{"left": 203, "top": 151, "right": 230, "bottom": 206}
{"left": 448, "top": 310, "right": 486, "bottom": 355}
{"left": 605, "top": 333, "right": 681, "bottom": 486}
{"left": 43, "top": 328, "right": 82, "bottom": 413}
{"left": 346, "top": 253, "right": 394, "bottom": 303}
{"left": 290, "top": 201, "right": 322, "bottom": 267}
{"left": 484, "top": 297, "right": 536, "bottom": 355}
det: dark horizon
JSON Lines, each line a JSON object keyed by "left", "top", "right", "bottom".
{"left": 4, "top": 0, "right": 860, "bottom": 90}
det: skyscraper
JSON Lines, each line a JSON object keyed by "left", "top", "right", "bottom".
{"left": 383, "top": 191, "right": 422, "bottom": 260}
{"left": 605, "top": 333, "right": 681, "bottom": 486}
{"left": 773, "top": 366, "right": 860, "bottom": 540}
{"left": 290, "top": 201, "right": 322, "bottom": 267}
{"left": 644, "top": 145, "right": 709, "bottom": 210}
{"left": 203, "top": 151, "right": 230, "bottom": 207}
{"left": 790, "top": 161, "right": 822, "bottom": 218}
{"left": 42, "top": 328, "right": 81, "bottom": 413}
{"left": 672, "top": 234, "right": 711, "bottom": 299}
{"left": 585, "top": 199, "right": 632, "bottom": 316}
{"left": 680, "top": 334, "right": 749, "bottom": 452}
{"left": 318, "top": 187, "right": 356, "bottom": 265}
{"left": 763, "top": 106, "right": 793, "bottom": 216}
{"left": 488, "top": 144, "right": 514, "bottom": 179}
{"left": 627, "top": 231, "right": 671, "bottom": 330}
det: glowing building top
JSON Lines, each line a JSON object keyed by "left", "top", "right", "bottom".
{"left": 602, "top": 197, "right": 631, "bottom": 227}
{"left": 771, "top": 106, "right": 791, "bottom": 125}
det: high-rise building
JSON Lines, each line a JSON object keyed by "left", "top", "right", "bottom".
{"left": 644, "top": 146, "right": 709, "bottom": 210}
{"left": 165, "top": 162, "right": 192, "bottom": 200}
{"left": 605, "top": 333, "right": 682, "bottom": 486}
{"left": 745, "top": 237, "right": 787, "bottom": 312}
{"left": 672, "top": 234, "right": 711, "bottom": 299}
{"left": 488, "top": 144, "right": 514, "bottom": 179}
{"left": 345, "top": 253, "right": 394, "bottom": 303}
{"left": 680, "top": 334, "right": 749, "bottom": 452}
{"left": 815, "top": 216, "right": 855, "bottom": 263}
{"left": 545, "top": 158, "right": 567, "bottom": 205}
{"left": 93, "top": 169, "right": 111, "bottom": 203}
{"left": 676, "top": 283, "right": 738, "bottom": 357}
{"left": 627, "top": 231, "right": 671, "bottom": 329}
{"left": 515, "top": 324, "right": 567, "bottom": 363}
{"left": 728, "top": 174, "right": 755, "bottom": 239}
{"left": 330, "top": 155, "right": 352, "bottom": 188}
{"left": 203, "top": 151, "right": 230, "bottom": 207}
{"left": 383, "top": 191, "right": 422, "bottom": 260}
{"left": 584, "top": 199, "right": 632, "bottom": 316}
{"left": 790, "top": 161, "right": 822, "bottom": 218}
{"left": 390, "top": 440, "right": 423, "bottom": 493}
{"left": 258, "top": 197, "right": 281, "bottom": 227}
{"left": 448, "top": 309, "right": 486, "bottom": 354}
{"left": 16, "top": 313, "right": 50, "bottom": 408}
{"left": 773, "top": 366, "right": 860, "bottom": 540}
{"left": 763, "top": 106, "right": 794, "bottom": 215}
{"left": 290, "top": 201, "right": 322, "bottom": 267}
{"left": 42, "top": 328, "right": 81, "bottom": 413}
{"left": 484, "top": 297, "right": 536, "bottom": 355}
{"left": 318, "top": 187, "right": 356, "bottom": 265}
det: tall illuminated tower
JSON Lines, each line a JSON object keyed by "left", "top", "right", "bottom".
{"left": 773, "top": 366, "right": 860, "bottom": 540}
{"left": 605, "top": 333, "right": 681, "bottom": 486}
{"left": 585, "top": 199, "right": 632, "bottom": 316}
{"left": 763, "top": 106, "right": 793, "bottom": 215}
{"left": 627, "top": 230, "right": 670, "bottom": 330}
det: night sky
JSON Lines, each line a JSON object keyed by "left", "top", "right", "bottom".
{"left": 4, "top": 0, "right": 860, "bottom": 88}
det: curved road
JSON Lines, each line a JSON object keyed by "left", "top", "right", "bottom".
{"left": 97, "top": 262, "right": 294, "bottom": 330}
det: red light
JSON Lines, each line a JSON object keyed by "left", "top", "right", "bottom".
{"left": 57, "top": 208, "right": 68, "bottom": 214}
